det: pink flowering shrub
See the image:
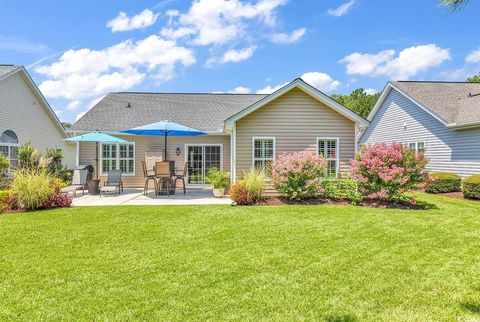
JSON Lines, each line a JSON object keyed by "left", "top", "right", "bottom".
{"left": 271, "top": 151, "right": 326, "bottom": 200}
{"left": 350, "top": 142, "right": 431, "bottom": 201}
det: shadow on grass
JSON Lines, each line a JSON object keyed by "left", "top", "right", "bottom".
{"left": 323, "top": 314, "right": 358, "bottom": 322}
{"left": 461, "top": 301, "right": 480, "bottom": 314}
{"left": 416, "top": 200, "right": 438, "bottom": 210}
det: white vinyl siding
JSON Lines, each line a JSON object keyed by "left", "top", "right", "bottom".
{"left": 235, "top": 87, "right": 356, "bottom": 180}
{"left": 361, "top": 88, "right": 480, "bottom": 177}
{"left": 252, "top": 137, "right": 275, "bottom": 174}
{"left": 0, "top": 72, "right": 75, "bottom": 168}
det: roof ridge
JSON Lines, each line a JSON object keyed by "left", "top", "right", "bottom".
{"left": 112, "top": 91, "right": 267, "bottom": 95}
{"left": 395, "top": 80, "right": 479, "bottom": 84}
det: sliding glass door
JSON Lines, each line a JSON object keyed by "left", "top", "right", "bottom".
{"left": 186, "top": 144, "right": 222, "bottom": 184}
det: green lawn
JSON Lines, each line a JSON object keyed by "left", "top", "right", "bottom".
{"left": 1, "top": 193, "right": 480, "bottom": 321}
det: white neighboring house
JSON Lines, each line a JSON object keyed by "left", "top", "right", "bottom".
{"left": 0, "top": 65, "right": 75, "bottom": 168}
{"left": 361, "top": 81, "right": 480, "bottom": 177}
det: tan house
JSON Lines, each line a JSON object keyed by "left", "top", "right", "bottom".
{"left": 70, "top": 78, "right": 369, "bottom": 187}
{"left": 0, "top": 65, "right": 75, "bottom": 168}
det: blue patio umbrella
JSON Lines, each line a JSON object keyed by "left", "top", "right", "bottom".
{"left": 121, "top": 120, "right": 206, "bottom": 160}
{"left": 65, "top": 131, "right": 127, "bottom": 180}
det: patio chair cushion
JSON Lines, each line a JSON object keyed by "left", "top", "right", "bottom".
{"left": 100, "top": 186, "right": 118, "bottom": 196}
{"left": 60, "top": 185, "right": 83, "bottom": 193}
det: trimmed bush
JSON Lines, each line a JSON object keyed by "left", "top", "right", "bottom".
{"left": 425, "top": 172, "right": 461, "bottom": 193}
{"left": 350, "top": 142, "right": 431, "bottom": 202}
{"left": 11, "top": 169, "right": 53, "bottom": 210}
{"left": 463, "top": 174, "right": 480, "bottom": 199}
{"left": 271, "top": 151, "right": 326, "bottom": 201}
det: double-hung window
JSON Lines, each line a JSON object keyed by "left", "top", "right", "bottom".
{"left": 101, "top": 142, "right": 135, "bottom": 175}
{"left": 317, "top": 138, "right": 339, "bottom": 177}
{"left": 409, "top": 142, "right": 425, "bottom": 154}
{"left": 252, "top": 137, "right": 275, "bottom": 174}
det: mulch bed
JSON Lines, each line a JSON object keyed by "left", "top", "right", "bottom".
{"left": 254, "top": 196, "right": 426, "bottom": 210}
{"left": 428, "top": 191, "right": 480, "bottom": 202}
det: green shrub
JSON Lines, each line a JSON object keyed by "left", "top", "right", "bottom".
{"left": 0, "top": 190, "right": 9, "bottom": 212}
{"left": 463, "top": 174, "right": 480, "bottom": 199}
{"left": 205, "top": 167, "right": 230, "bottom": 189}
{"left": 0, "top": 154, "right": 9, "bottom": 173}
{"left": 323, "top": 178, "right": 363, "bottom": 205}
{"left": 425, "top": 172, "right": 461, "bottom": 193}
{"left": 242, "top": 168, "right": 265, "bottom": 203}
{"left": 11, "top": 169, "right": 53, "bottom": 210}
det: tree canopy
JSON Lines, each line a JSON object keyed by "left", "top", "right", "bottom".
{"left": 440, "top": 0, "right": 469, "bottom": 10}
{"left": 331, "top": 88, "right": 380, "bottom": 119}
{"left": 467, "top": 73, "right": 480, "bottom": 83}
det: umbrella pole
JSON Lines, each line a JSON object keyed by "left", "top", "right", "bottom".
{"left": 164, "top": 132, "right": 167, "bottom": 161}
{"left": 95, "top": 142, "right": 99, "bottom": 180}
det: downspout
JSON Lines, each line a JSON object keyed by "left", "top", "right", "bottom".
{"left": 232, "top": 123, "right": 237, "bottom": 184}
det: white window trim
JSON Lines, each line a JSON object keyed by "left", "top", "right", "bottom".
{"left": 100, "top": 142, "right": 136, "bottom": 176}
{"left": 0, "top": 129, "right": 19, "bottom": 166}
{"left": 316, "top": 137, "right": 340, "bottom": 177}
{"left": 251, "top": 136, "right": 276, "bottom": 170}
{"left": 408, "top": 141, "right": 426, "bottom": 153}
{"left": 184, "top": 143, "right": 224, "bottom": 186}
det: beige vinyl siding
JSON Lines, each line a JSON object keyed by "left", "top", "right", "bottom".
{"left": 235, "top": 87, "right": 355, "bottom": 179}
{"left": 0, "top": 72, "right": 75, "bottom": 167}
{"left": 79, "top": 134, "right": 230, "bottom": 187}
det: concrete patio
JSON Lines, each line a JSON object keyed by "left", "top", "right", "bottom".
{"left": 71, "top": 188, "right": 232, "bottom": 206}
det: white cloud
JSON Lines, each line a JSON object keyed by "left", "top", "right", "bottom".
{"left": 256, "top": 83, "right": 287, "bottom": 94}
{"left": 364, "top": 88, "right": 377, "bottom": 95}
{"left": 340, "top": 44, "right": 451, "bottom": 79}
{"left": 340, "top": 50, "right": 394, "bottom": 75}
{"left": 206, "top": 46, "right": 257, "bottom": 66}
{"left": 269, "top": 28, "right": 306, "bottom": 44}
{"left": 107, "top": 9, "right": 160, "bottom": 32}
{"left": 257, "top": 72, "right": 340, "bottom": 94}
{"left": 466, "top": 47, "right": 480, "bottom": 64}
{"left": 66, "top": 100, "right": 81, "bottom": 111}
{"left": 229, "top": 86, "right": 251, "bottom": 94}
{"left": 36, "top": 35, "right": 195, "bottom": 100}
{"left": 301, "top": 72, "right": 341, "bottom": 92}
{"left": 160, "top": 27, "right": 196, "bottom": 39}
{"left": 166, "top": 0, "right": 287, "bottom": 46}
{"left": 327, "top": 0, "right": 356, "bottom": 17}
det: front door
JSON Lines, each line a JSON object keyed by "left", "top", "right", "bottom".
{"left": 186, "top": 145, "right": 222, "bottom": 184}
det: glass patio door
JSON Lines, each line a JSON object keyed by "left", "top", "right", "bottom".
{"left": 186, "top": 145, "right": 222, "bottom": 184}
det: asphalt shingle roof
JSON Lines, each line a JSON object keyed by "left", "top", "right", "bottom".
{"left": 393, "top": 81, "right": 480, "bottom": 125}
{"left": 0, "top": 65, "right": 19, "bottom": 78}
{"left": 71, "top": 92, "right": 267, "bottom": 132}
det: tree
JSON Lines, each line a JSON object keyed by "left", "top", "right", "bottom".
{"left": 440, "top": 0, "right": 469, "bottom": 10}
{"left": 467, "top": 73, "right": 480, "bottom": 83}
{"left": 331, "top": 88, "right": 380, "bottom": 118}
{"left": 61, "top": 121, "right": 72, "bottom": 129}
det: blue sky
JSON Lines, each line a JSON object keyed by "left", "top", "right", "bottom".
{"left": 1, "top": 0, "right": 479, "bottom": 123}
